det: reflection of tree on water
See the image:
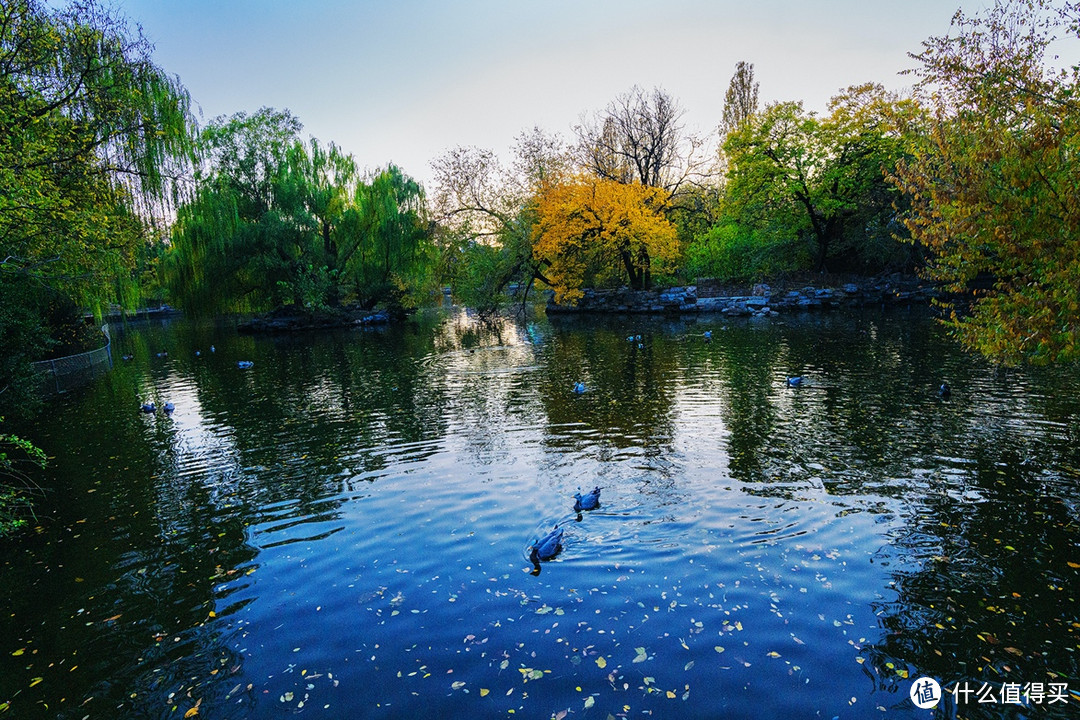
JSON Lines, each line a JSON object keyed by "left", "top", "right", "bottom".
{"left": 0, "top": 376, "right": 259, "bottom": 718}
{"left": 860, "top": 448, "right": 1080, "bottom": 718}
{"left": 538, "top": 319, "right": 679, "bottom": 449}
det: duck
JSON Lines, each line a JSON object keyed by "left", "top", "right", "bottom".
{"left": 121, "top": 354, "right": 134, "bottom": 361}
{"left": 635, "top": 334, "right": 642, "bottom": 342}
{"left": 574, "top": 486, "right": 601, "bottom": 512}
{"left": 530, "top": 525, "right": 564, "bottom": 563}
{"left": 195, "top": 350, "right": 201, "bottom": 357}
{"left": 140, "top": 402, "right": 156, "bottom": 413}
{"left": 237, "top": 360, "right": 254, "bottom": 369}
{"left": 703, "top": 331, "right": 712, "bottom": 340}
{"left": 626, "top": 335, "right": 635, "bottom": 342}
{"left": 786, "top": 376, "right": 803, "bottom": 387}
{"left": 938, "top": 382, "right": 951, "bottom": 398}
{"left": 163, "top": 402, "right": 175, "bottom": 413}
{"left": 155, "top": 351, "right": 168, "bottom": 358}
{"left": 572, "top": 382, "right": 586, "bottom": 394}
{"left": 210, "top": 345, "right": 215, "bottom": 353}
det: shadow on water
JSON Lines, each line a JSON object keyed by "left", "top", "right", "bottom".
{"left": 1, "top": 307, "right": 1078, "bottom": 719}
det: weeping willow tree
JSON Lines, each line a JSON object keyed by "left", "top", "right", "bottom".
{"left": 345, "top": 165, "right": 433, "bottom": 307}
{"left": 0, "top": 0, "right": 196, "bottom": 413}
{"left": 164, "top": 108, "right": 308, "bottom": 314}
{"left": 164, "top": 110, "right": 435, "bottom": 314}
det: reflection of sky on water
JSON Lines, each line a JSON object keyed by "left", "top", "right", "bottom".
{"left": 2, "top": 310, "right": 1078, "bottom": 719}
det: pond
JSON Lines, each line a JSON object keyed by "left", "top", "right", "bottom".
{"left": 1, "top": 308, "right": 1078, "bottom": 719}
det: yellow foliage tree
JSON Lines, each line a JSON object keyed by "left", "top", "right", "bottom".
{"left": 532, "top": 177, "right": 678, "bottom": 304}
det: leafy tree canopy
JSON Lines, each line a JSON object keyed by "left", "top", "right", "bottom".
{"left": 532, "top": 176, "right": 679, "bottom": 303}
{"left": 165, "top": 109, "right": 433, "bottom": 315}
{"left": 892, "top": 0, "right": 1080, "bottom": 365}
{"left": 715, "top": 83, "right": 919, "bottom": 276}
{"left": 0, "top": 0, "right": 195, "bottom": 414}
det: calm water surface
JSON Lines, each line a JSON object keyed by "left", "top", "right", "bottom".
{"left": 1, "top": 309, "right": 1078, "bottom": 719}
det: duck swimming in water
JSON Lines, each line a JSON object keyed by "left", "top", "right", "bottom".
{"left": 786, "top": 376, "right": 803, "bottom": 387}
{"left": 572, "top": 382, "right": 586, "bottom": 394}
{"left": 938, "top": 382, "right": 951, "bottom": 398}
{"left": 163, "top": 402, "right": 175, "bottom": 413}
{"left": 530, "top": 525, "right": 564, "bottom": 562}
{"left": 574, "top": 486, "right": 601, "bottom": 512}
{"left": 140, "top": 402, "right": 155, "bottom": 413}
{"left": 237, "top": 360, "right": 254, "bottom": 369}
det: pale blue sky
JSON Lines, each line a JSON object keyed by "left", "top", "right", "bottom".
{"left": 117, "top": 0, "right": 976, "bottom": 185}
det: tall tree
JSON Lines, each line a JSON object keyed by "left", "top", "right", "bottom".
{"left": 891, "top": 0, "right": 1080, "bottom": 365}
{"left": 164, "top": 109, "right": 306, "bottom": 314}
{"left": 0, "top": 0, "right": 195, "bottom": 412}
{"left": 721, "top": 84, "right": 916, "bottom": 272}
{"left": 574, "top": 85, "right": 710, "bottom": 199}
{"left": 721, "top": 61, "right": 760, "bottom": 136}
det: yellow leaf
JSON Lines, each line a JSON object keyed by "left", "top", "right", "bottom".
{"left": 480, "top": 688, "right": 489, "bottom": 697}
{"left": 595, "top": 656, "right": 607, "bottom": 668}
{"left": 666, "top": 691, "right": 676, "bottom": 699}
{"left": 767, "top": 651, "right": 781, "bottom": 658}
{"left": 183, "top": 707, "right": 199, "bottom": 718}
{"left": 29, "top": 677, "right": 43, "bottom": 688}
{"left": 11, "top": 649, "right": 24, "bottom": 656}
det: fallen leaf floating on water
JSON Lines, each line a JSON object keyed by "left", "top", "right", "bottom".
{"left": 596, "top": 657, "right": 607, "bottom": 668}
{"left": 480, "top": 688, "right": 489, "bottom": 697}
{"left": 633, "top": 647, "right": 648, "bottom": 663}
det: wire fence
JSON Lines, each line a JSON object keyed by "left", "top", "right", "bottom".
{"left": 31, "top": 325, "right": 112, "bottom": 394}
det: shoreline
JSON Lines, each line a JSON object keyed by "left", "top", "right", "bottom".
{"left": 545, "top": 276, "right": 937, "bottom": 317}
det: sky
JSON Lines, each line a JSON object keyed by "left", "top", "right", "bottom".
{"left": 116, "top": 0, "right": 977, "bottom": 187}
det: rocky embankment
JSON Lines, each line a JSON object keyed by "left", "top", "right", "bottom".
{"left": 546, "top": 278, "right": 937, "bottom": 316}
{"left": 237, "top": 308, "right": 391, "bottom": 333}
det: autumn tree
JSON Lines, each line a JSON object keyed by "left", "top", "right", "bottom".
{"left": 721, "top": 61, "right": 760, "bottom": 136}
{"left": 431, "top": 127, "right": 569, "bottom": 312}
{"left": 891, "top": 0, "right": 1080, "bottom": 364}
{"left": 532, "top": 176, "right": 679, "bottom": 303}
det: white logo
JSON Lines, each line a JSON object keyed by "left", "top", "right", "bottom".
{"left": 910, "top": 677, "right": 942, "bottom": 709}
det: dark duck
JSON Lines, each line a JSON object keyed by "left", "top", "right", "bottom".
{"left": 530, "top": 525, "right": 564, "bottom": 563}
{"left": 574, "top": 486, "right": 601, "bottom": 512}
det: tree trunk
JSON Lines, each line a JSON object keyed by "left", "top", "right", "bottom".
{"left": 620, "top": 249, "right": 643, "bottom": 289}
